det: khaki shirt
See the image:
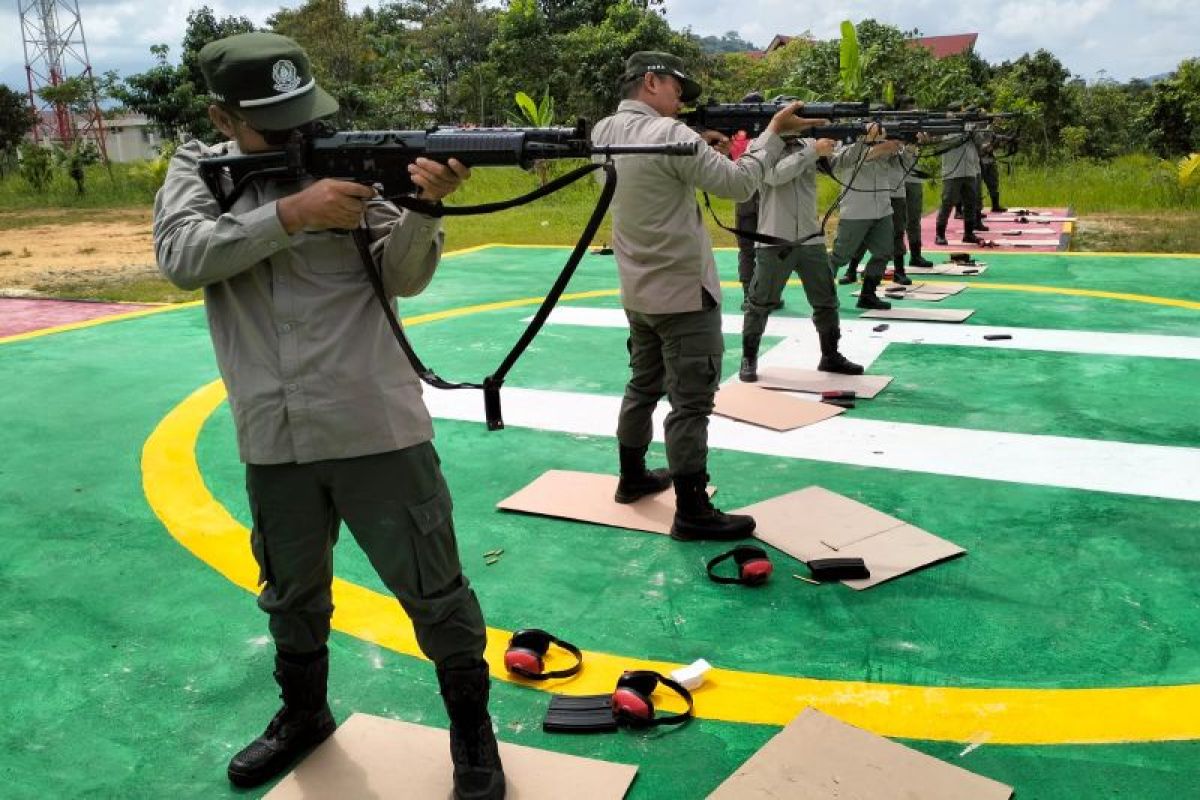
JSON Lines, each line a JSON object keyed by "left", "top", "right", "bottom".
{"left": 833, "top": 141, "right": 894, "bottom": 220}
{"left": 154, "top": 139, "right": 443, "bottom": 465}
{"left": 889, "top": 153, "right": 907, "bottom": 200}
{"left": 901, "top": 146, "right": 925, "bottom": 185}
{"left": 940, "top": 134, "right": 981, "bottom": 179}
{"left": 591, "top": 100, "right": 783, "bottom": 314}
{"left": 756, "top": 138, "right": 821, "bottom": 244}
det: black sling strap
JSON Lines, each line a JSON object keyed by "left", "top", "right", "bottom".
{"left": 353, "top": 160, "right": 618, "bottom": 431}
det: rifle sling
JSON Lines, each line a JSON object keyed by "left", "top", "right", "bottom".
{"left": 353, "top": 160, "right": 617, "bottom": 432}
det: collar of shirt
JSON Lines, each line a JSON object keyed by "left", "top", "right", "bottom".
{"left": 616, "top": 99, "right": 662, "bottom": 118}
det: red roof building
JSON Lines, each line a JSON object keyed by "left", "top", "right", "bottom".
{"left": 907, "top": 33, "right": 978, "bottom": 59}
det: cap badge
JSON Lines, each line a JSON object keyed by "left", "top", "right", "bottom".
{"left": 271, "top": 60, "right": 301, "bottom": 93}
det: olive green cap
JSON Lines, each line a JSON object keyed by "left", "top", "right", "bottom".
{"left": 199, "top": 32, "right": 338, "bottom": 131}
{"left": 622, "top": 51, "right": 701, "bottom": 104}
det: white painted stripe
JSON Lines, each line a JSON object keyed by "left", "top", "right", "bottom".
{"left": 240, "top": 79, "right": 315, "bottom": 107}
{"left": 426, "top": 386, "right": 1200, "bottom": 502}
{"left": 536, "top": 307, "right": 1200, "bottom": 362}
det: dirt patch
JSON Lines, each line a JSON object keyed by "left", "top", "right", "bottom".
{"left": 0, "top": 208, "right": 157, "bottom": 294}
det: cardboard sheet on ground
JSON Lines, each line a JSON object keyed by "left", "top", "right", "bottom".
{"left": 706, "top": 708, "right": 1013, "bottom": 800}
{"left": 907, "top": 282, "right": 967, "bottom": 295}
{"left": 497, "top": 470, "right": 709, "bottom": 535}
{"left": 714, "top": 382, "right": 844, "bottom": 431}
{"left": 992, "top": 238, "right": 1062, "bottom": 247}
{"left": 733, "top": 486, "right": 964, "bottom": 589}
{"left": 904, "top": 264, "right": 989, "bottom": 276}
{"left": 267, "top": 713, "right": 638, "bottom": 800}
{"left": 860, "top": 307, "right": 975, "bottom": 323}
{"left": 990, "top": 215, "right": 1076, "bottom": 223}
{"left": 754, "top": 368, "right": 892, "bottom": 399}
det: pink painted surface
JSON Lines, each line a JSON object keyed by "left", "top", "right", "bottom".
{"left": 920, "top": 206, "right": 1071, "bottom": 254}
{"left": 0, "top": 298, "right": 153, "bottom": 338}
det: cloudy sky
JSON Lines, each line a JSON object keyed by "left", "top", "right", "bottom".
{"left": 2, "top": 0, "right": 1195, "bottom": 98}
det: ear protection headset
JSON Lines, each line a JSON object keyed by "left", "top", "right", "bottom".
{"left": 611, "top": 670, "right": 694, "bottom": 728}
{"left": 706, "top": 545, "right": 773, "bottom": 586}
{"left": 503, "top": 628, "right": 583, "bottom": 681}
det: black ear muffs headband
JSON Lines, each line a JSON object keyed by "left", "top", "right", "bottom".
{"left": 504, "top": 628, "right": 583, "bottom": 681}
{"left": 610, "top": 670, "right": 694, "bottom": 729}
{"left": 706, "top": 545, "right": 773, "bottom": 586}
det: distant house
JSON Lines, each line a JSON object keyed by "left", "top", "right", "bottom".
{"left": 99, "top": 114, "right": 164, "bottom": 162}
{"left": 761, "top": 32, "right": 978, "bottom": 60}
{"left": 25, "top": 111, "right": 164, "bottom": 162}
{"left": 907, "top": 33, "right": 978, "bottom": 59}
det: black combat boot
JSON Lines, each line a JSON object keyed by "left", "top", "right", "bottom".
{"left": 961, "top": 233, "right": 982, "bottom": 244}
{"left": 991, "top": 204, "right": 1007, "bottom": 213}
{"left": 975, "top": 222, "right": 990, "bottom": 232}
{"left": 838, "top": 260, "right": 859, "bottom": 285}
{"left": 909, "top": 243, "right": 934, "bottom": 268}
{"left": 934, "top": 228, "right": 948, "bottom": 246}
{"left": 855, "top": 277, "right": 892, "bottom": 310}
{"left": 670, "top": 472, "right": 756, "bottom": 542}
{"left": 891, "top": 253, "right": 912, "bottom": 286}
{"left": 816, "top": 330, "right": 864, "bottom": 375}
{"left": 614, "top": 444, "right": 672, "bottom": 503}
{"left": 438, "top": 663, "right": 506, "bottom": 800}
{"left": 739, "top": 335, "right": 760, "bottom": 383}
{"left": 227, "top": 648, "right": 338, "bottom": 788}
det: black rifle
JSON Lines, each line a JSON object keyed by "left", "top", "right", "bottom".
{"left": 681, "top": 101, "right": 870, "bottom": 137}
{"left": 805, "top": 120, "right": 970, "bottom": 145}
{"left": 195, "top": 119, "right": 697, "bottom": 432}
{"left": 199, "top": 119, "right": 697, "bottom": 213}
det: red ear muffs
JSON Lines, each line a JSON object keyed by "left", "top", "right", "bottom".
{"left": 611, "top": 670, "right": 694, "bottom": 729}
{"left": 504, "top": 628, "right": 583, "bottom": 681}
{"left": 707, "top": 545, "right": 773, "bottom": 586}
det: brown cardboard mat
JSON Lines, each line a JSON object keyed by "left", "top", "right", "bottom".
{"left": 266, "top": 713, "right": 638, "bottom": 800}
{"left": 733, "top": 486, "right": 964, "bottom": 589}
{"left": 860, "top": 307, "right": 974, "bottom": 323}
{"left": 992, "top": 238, "right": 1061, "bottom": 247}
{"left": 755, "top": 368, "right": 892, "bottom": 399}
{"left": 707, "top": 708, "right": 1013, "bottom": 799}
{"left": 714, "top": 382, "right": 844, "bottom": 431}
{"left": 904, "top": 264, "right": 989, "bottom": 276}
{"left": 497, "top": 469, "right": 709, "bottom": 535}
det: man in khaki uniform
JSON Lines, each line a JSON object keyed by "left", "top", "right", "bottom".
{"left": 153, "top": 33, "right": 503, "bottom": 800}
{"left": 739, "top": 135, "right": 863, "bottom": 382}
{"left": 934, "top": 128, "right": 982, "bottom": 245}
{"left": 591, "top": 51, "right": 817, "bottom": 541}
{"left": 828, "top": 126, "right": 905, "bottom": 308}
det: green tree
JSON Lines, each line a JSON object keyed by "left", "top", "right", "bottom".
{"left": 989, "top": 49, "right": 1076, "bottom": 161}
{"left": 556, "top": 2, "right": 703, "bottom": 121}
{"left": 1142, "top": 59, "right": 1200, "bottom": 156}
{"left": 0, "top": 85, "right": 37, "bottom": 175}
{"left": 18, "top": 141, "right": 53, "bottom": 191}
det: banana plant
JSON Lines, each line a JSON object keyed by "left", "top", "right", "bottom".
{"left": 1176, "top": 153, "right": 1200, "bottom": 192}
{"left": 507, "top": 88, "right": 556, "bottom": 185}
{"left": 838, "top": 21, "right": 863, "bottom": 101}
{"left": 507, "top": 88, "right": 555, "bottom": 128}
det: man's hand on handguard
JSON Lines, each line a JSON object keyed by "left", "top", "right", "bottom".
{"left": 409, "top": 157, "right": 471, "bottom": 202}
{"left": 276, "top": 179, "right": 377, "bottom": 233}
{"left": 767, "top": 101, "right": 830, "bottom": 136}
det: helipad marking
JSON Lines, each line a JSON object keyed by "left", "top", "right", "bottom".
{"left": 142, "top": 295, "right": 1200, "bottom": 745}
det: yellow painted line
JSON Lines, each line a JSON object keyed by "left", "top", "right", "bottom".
{"left": 930, "top": 281, "right": 1200, "bottom": 311}
{"left": 142, "top": 295, "right": 1200, "bottom": 744}
{"left": 0, "top": 301, "right": 202, "bottom": 345}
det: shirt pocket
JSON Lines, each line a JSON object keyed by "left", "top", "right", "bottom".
{"left": 296, "top": 230, "right": 365, "bottom": 275}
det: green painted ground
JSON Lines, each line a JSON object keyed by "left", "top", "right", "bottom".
{"left": 2, "top": 246, "right": 1199, "bottom": 798}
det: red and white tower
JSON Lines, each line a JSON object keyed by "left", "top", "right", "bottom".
{"left": 18, "top": 0, "right": 108, "bottom": 159}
